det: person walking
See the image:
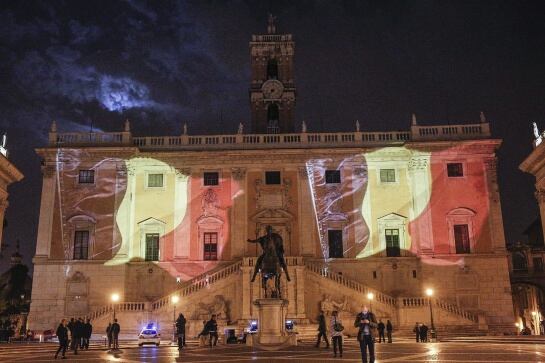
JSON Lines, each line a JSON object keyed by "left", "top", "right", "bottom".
{"left": 386, "top": 320, "right": 393, "bottom": 343}
{"left": 203, "top": 315, "right": 218, "bottom": 347}
{"left": 420, "top": 324, "right": 428, "bottom": 342}
{"left": 106, "top": 323, "right": 113, "bottom": 349}
{"left": 67, "top": 318, "right": 76, "bottom": 353}
{"left": 175, "top": 313, "right": 186, "bottom": 350}
{"left": 354, "top": 305, "right": 377, "bottom": 363}
{"left": 413, "top": 322, "right": 420, "bottom": 343}
{"left": 377, "top": 320, "right": 385, "bottom": 343}
{"left": 315, "top": 311, "right": 330, "bottom": 348}
{"left": 111, "top": 319, "right": 120, "bottom": 350}
{"left": 54, "top": 319, "right": 69, "bottom": 360}
{"left": 330, "top": 311, "right": 344, "bottom": 358}
{"left": 82, "top": 319, "right": 92, "bottom": 349}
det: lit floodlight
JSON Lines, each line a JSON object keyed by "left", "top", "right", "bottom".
{"left": 425, "top": 288, "right": 433, "bottom": 297}
{"left": 171, "top": 295, "right": 179, "bottom": 304}
{"left": 111, "top": 293, "right": 120, "bottom": 302}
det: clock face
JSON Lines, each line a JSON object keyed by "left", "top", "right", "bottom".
{"left": 261, "top": 80, "right": 284, "bottom": 100}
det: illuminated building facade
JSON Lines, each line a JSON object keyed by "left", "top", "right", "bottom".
{"left": 28, "top": 23, "right": 515, "bottom": 337}
{"left": 0, "top": 137, "right": 24, "bottom": 251}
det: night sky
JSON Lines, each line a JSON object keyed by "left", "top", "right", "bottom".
{"left": 1, "top": 0, "right": 544, "bottom": 271}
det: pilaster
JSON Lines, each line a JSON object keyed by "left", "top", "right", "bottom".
{"left": 35, "top": 165, "right": 56, "bottom": 257}
{"left": 230, "top": 168, "right": 247, "bottom": 258}
{"left": 407, "top": 156, "right": 434, "bottom": 254}
{"left": 484, "top": 158, "right": 507, "bottom": 252}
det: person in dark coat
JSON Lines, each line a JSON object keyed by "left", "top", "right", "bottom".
{"left": 386, "top": 320, "right": 393, "bottom": 343}
{"left": 377, "top": 320, "right": 385, "bottom": 343}
{"left": 106, "top": 323, "right": 112, "bottom": 349}
{"left": 67, "top": 318, "right": 76, "bottom": 352}
{"left": 420, "top": 324, "right": 428, "bottom": 342}
{"left": 354, "top": 305, "right": 377, "bottom": 363}
{"left": 55, "top": 319, "right": 69, "bottom": 359}
{"left": 111, "top": 319, "right": 120, "bottom": 350}
{"left": 175, "top": 313, "right": 186, "bottom": 350}
{"left": 82, "top": 319, "right": 92, "bottom": 349}
{"left": 202, "top": 315, "right": 218, "bottom": 347}
{"left": 413, "top": 322, "right": 420, "bottom": 342}
{"left": 315, "top": 311, "right": 329, "bottom": 348}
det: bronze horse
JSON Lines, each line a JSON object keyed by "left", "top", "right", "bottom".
{"left": 259, "top": 234, "right": 282, "bottom": 298}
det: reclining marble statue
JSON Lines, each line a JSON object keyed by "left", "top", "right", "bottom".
{"left": 247, "top": 226, "right": 291, "bottom": 298}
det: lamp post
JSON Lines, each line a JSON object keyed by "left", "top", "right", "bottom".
{"left": 111, "top": 293, "right": 120, "bottom": 321}
{"left": 172, "top": 295, "right": 179, "bottom": 343}
{"left": 425, "top": 288, "right": 436, "bottom": 340}
{"left": 367, "top": 292, "right": 374, "bottom": 312}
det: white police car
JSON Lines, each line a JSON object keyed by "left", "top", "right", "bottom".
{"left": 138, "top": 324, "right": 160, "bottom": 346}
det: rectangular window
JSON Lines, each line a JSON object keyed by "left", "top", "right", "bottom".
{"left": 372, "top": 271, "right": 377, "bottom": 279}
{"left": 148, "top": 174, "right": 164, "bottom": 188}
{"left": 203, "top": 232, "right": 218, "bottom": 260}
{"left": 385, "top": 229, "right": 400, "bottom": 257}
{"left": 203, "top": 172, "right": 219, "bottom": 186}
{"left": 145, "top": 233, "right": 160, "bottom": 261}
{"left": 73, "top": 230, "right": 89, "bottom": 260}
{"left": 412, "top": 270, "right": 417, "bottom": 278}
{"left": 328, "top": 230, "right": 343, "bottom": 258}
{"left": 265, "top": 171, "right": 281, "bottom": 185}
{"left": 325, "top": 170, "right": 341, "bottom": 184}
{"left": 447, "top": 163, "right": 464, "bottom": 177}
{"left": 78, "top": 170, "right": 95, "bottom": 184}
{"left": 380, "top": 169, "right": 396, "bottom": 183}
{"left": 534, "top": 257, "right": 544, "bottom": 272}
{"left": 454, "top": 224, "right": 471, "bottom": 254}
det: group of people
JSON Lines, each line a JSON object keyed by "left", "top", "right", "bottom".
{"left": 413, "top": 322, "right": 430, "bottom": 342}
{"left": 315, "top": 306, "right": 393, "bottom": 362}
{"left": 106, "top": 319, "right": 121, "bottom": 350}
{"left": 54, "top": 317, "right": 93, "bottom": 359}
{"left": 197, "top": 314, "right": 219, "bottom": 347}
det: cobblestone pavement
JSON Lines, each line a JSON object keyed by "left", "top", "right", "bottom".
{"left": 0, "top": 339, "right": 544, "bottom": 362}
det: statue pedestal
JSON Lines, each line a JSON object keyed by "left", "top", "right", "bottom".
{"left": 251, "top": 298, "right": 295, "bottom": 347}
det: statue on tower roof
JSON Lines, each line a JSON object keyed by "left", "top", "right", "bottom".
{"left": 267, "top": 14, "right": 277, "bottom": 34}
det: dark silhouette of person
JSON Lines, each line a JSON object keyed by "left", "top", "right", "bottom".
{"left": 354, "top": 306, "right": 377, "bottom": 363}
{"left": 67, "top": 318, "right": 77, "bottom": 353}
{"left": 175, "top": 313, "right": 187, "bottom": 350}
{"left": 106, "top": 323, "right": 112, "bottom": 349}
{"left": 413, "top": 322, "right": 420, "bottom": 342}
{"left": 203, "top": 315, "right": 218, "bottom": 347}
{"left": 111, "top": 319, "right": 120, "bottom": 350}
{"left": 377, "top": 320, "right": 385, "bottom": 343}
{"left": 315, "top": 311, "right": 330, "bottom": 348}
{"left": 82, "top": 319, "right": 92, "bottom": 349}
{"left": 420, "top": 324, "right": 428, "bottom": 342}
{"left": 55, "top": 319, "right": 69, "bottom": 359}
{"left": 386, "top": 320, "right": 393, "bottom": 343}
{"left": 247, "top": 225, "right": 290, "bottom": 282}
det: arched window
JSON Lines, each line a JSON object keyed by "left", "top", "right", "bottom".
{"left": 267, "top": 59, "right": 278, "bottom": 80}
{"left": 512, "top": 252, "right": 528, "bottom": 272}
{"left": 267, "top": 104, "right": 279, "bottom": 134}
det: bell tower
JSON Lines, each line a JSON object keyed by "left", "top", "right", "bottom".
{"left": 250, "top": 15, "right": 296, "bottom": 134}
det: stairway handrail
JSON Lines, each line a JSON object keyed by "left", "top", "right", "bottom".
{"left": 400, "top": 296, "right": 478, "bottom": 323}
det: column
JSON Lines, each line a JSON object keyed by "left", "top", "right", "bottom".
{"left": 174, "top": 168, "right": 191, "bottom": 260}
{"left": 0, "top": 198, "right": 8, "bottom": 251}
{"left": 484, "top": 158, "right": 507, "bottom": 252}
{"left": 407, "top": 156, "right": 434, "bottom": 254}
{"left": 35, "top": 164, "right": 56, "bottom": 257}
{"left": 298, "top": 167, "right": 315, "bottom": 256}
{"left": 230, "top": 167, "right": 247, "bottom": 258}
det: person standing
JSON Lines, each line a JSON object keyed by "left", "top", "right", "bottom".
{"left": 54, "top": 319, "right": 69, "bottom": 360}
{"left": 354, "top": 305, "right": 377, "bottom": 363}
{"left": 315, "top": 311, "right": 330, "bottom": 348}
{"left": 67, "top": 318, "right": 76, "bottom": 353}
{"left": 420, "top": 324, "right": 428, "bottom": 342}
{"left": 377, "top": 320, "right": 385, "bottom": 343}
{"left": 203, "top": 315, "right": 218, "bottom": 347}
{"left": 413, "top": 322, "right": 420, "bottom": 343}
{"left": 82, "top": 319, "right": 92, "bottom": 349}
{"left": 106, "top": 323, "right": 112, "bottom": 349}
{"left": 330, "top": 311, "right": 344, "bottom": 358}
{"left": 386, "top": 320, "right": 393, "bottom": 343}
{"left": 175, "top": 313, "right": 187, "bottom": 350}
{"left": 111, "top": 319, "right": 120, "bottom": 350}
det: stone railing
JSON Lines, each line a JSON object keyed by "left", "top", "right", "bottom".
{"left": 48, "top": 122, "right": 491, "bottom": 150}
{"left": 400, "top": 296, "right": 478, "bottom": 323}
{"left": 304, "top": 261, "right": 397, "bottom": 307}
{"left": 85, "top": 302, "right": 147, "bottom": 321}
{"left": 243, "top": 256, "right": 304, "bottom": 267}
{"left": 151, "top": 259, "right": 243, "bottom": 311}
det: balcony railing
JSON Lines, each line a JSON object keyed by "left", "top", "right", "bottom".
{"left": 48, "top": 121, "right": 491, "bottom": 150}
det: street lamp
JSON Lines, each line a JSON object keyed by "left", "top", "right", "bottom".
{"left": 111, "top": 293, "right": 120, "bottom": 320}
{"left": 367, "top": 292, "right": 374, "bottom": 312}
{"left": 172, "top": 295, "right": 179, "bottom": 343}
{"left": 425, "top": 288, "right": 436, "bottom": 340}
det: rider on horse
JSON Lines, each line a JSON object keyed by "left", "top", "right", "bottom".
{"left": 247, "top": 225, "right": 291, "bottom": 282}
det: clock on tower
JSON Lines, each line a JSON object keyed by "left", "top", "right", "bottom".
{"left": 249, "top": 15, "right": 296, "bottom": 134}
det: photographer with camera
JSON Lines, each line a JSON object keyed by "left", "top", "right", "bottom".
{"left": 354, "top": 305, "right": 377, "bottom": 363}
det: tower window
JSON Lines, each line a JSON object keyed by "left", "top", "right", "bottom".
{"left": 325, "top": 170, "right": 341, "bottom": 184}
{"left": 267, "top": 104, "right": 280, "bottom": 134}
{"left": 265, "top": 171, "right": 281, "bottom": 185}
{"left": 78, "top": 170, "right": 95, "bottom": 184}
{"left": 204, "top": 172, "right": 219, "bottom": 186}
{"left": 145, "top": 233, "right": 160, "bottom": 261}
{"left": 267, "top": 59, "right": 278, "bottom": 80}
{"left": 447, "top": 163, "right": 464, "bottom": 177}
{"left": 73, "top": 230, "right": 89, "bottom": 260}
{"left": 203, "top": 232, "right": 218, "bottom": 260}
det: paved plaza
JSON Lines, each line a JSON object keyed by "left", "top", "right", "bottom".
{"left": 0, "top": 339, "right": 544, "bottom": 362}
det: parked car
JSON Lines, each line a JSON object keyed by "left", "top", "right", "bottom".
{"left": 138, "top": 324, "right": 160, "bottom": 347}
